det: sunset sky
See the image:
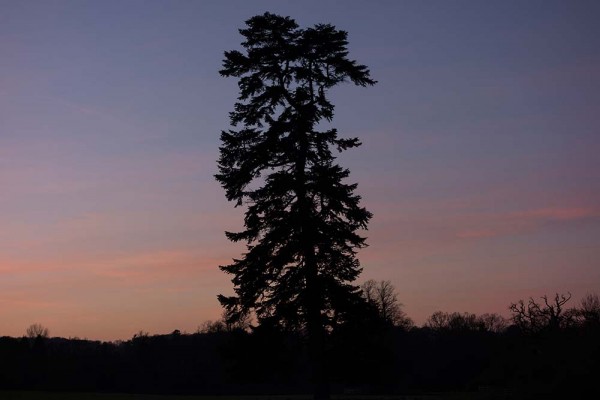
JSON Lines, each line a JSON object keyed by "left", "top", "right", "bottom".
{"left": 1, "top": 0, "right": 599, "bottom": 341}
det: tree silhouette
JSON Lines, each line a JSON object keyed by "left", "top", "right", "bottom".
{"left": 361, "top": 279, "right": 413, "bottom": 329}
{"left": 26, "top": 323, "right": 49, "bottom": 339}
{"left": 509, "top": 292, "right": 573, "bottom": 333}
{"left": 579, "top": 293, "right": 600, "bottom": 327}
{"left": 478, "top": 313, "right": 508, "bottom": 333}
{"left": 216, "top": 12, "right": 375, "bottom": 399}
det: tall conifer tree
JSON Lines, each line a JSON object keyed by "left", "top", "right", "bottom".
{"left": 216, "top": 13, "right": 375, "bottom": 398}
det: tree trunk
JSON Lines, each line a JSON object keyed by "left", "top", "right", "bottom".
{"left": 306, "top": 246, "right": 329, "bottom": 399}
{"left": 295, "top": 120, "right": 330, "bottom": 400}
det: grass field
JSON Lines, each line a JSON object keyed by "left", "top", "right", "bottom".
{"left": 0, "top": 392, "right": 500, "bottom": 400}
{"left": 0, "top": 394, "right": 427, "bottom": 400}
{"left": 0, "top": 391, "right": 530, "bottom": 400}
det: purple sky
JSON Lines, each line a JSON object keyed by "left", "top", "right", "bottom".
{"left": 1, "top": 0, "right": 599, "bottom": 340}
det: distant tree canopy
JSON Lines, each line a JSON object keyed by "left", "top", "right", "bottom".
{"left": 425, "top": 311, "right": 507, "bottom": 333}
{"left": 216, "top": 13, "right": 375, "bottom": 398}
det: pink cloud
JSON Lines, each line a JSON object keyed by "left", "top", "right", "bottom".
{"left": 510, "top": 207, "right": 600, "bottom": 221}
{"left": 456, "top": 229, "right": 498, "bottom": 239}
{"left": 93, "top": 249, "right": 228, "bottom": 284}
{"left": 455, "top": 206, "right": 600, "bottom": 240}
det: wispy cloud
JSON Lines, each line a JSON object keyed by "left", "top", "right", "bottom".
{"left": 93, "top": 249, "right": 227, "bottom": 284}
{"left": 455, "top": 206, "right": 600, "bottom": 240}
{"left": 510, "top": 207, "right": 600, "bottom": 221}
{"left": 456, "top": 229, "right": 498, "bottom": 239}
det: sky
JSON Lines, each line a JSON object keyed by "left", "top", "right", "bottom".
{"left": 1, "top": 0, "right": 599, "bottom": 341}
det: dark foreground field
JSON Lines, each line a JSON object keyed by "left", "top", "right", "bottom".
{"left": 0, "top": 392, "right": 519, "bottom": 400}
{"left": 4, "top": 392, "right": 554, "bottom": 400}
{"left": 2, "top": 317, "right": 597, "bottom": 400}
{"left": 0, "top": 393, "right": 415, "bottom": 400}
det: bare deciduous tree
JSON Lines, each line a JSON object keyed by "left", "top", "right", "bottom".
{"left": 425, "top": 311, "right": 450, "bottom": 330}
{"left": 199, "top": 311, "right": 253, "bottom": 334}
{"left": 478, "top": 313, "right": 508, "bottom": 333}
{"left": 425, "top": 311, "right": 477, "bottom": 331}
{"left": 579, "top": 293, "right": 600, "bottom": 326}
{"left": 26, "top": 323, "right": 49, "bottom": 339}
{"left": 198, "top": 320, "right": 226, "bottom": 334}
{"left": 361, "top": 279, "right": 413, "bottom": 329}
{"left": 509, "top": 292, "right": 572, "bottom": 333}
{"left": 425, "top": 311, "right": 508, "bottom": 333}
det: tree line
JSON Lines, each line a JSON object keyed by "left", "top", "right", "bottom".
{"left": 2, "top": 288, "right": 598, "bottom": 398}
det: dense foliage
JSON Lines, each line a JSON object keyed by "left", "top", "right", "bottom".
{"left": 216, "top": 13, "right": 375, "bottom": 332}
